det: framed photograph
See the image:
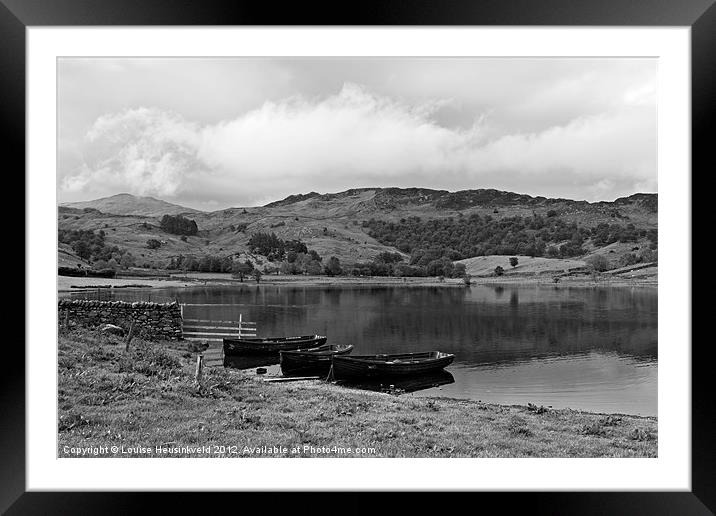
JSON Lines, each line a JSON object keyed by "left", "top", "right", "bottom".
{"left": 9, "top": 0, "right": 712, "bottom": 512}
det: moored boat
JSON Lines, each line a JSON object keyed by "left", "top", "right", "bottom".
{"left": 223, "top": 354, "right": 280, "bottom": 370}
{"left": 280, "top": 343, "right": 354, "bottom": 376}
{"left": 223, "top": 334, "right": 327, "bottom": 356}
{"left": 331, "top": 351, "right": 454, "bottom": 380}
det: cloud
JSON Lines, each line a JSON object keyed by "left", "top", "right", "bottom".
{"left": 59, "top": 82, "right": 656, "bottom": 208}
{"left": 62, "top": 108, "right": 205, "bottom": 198}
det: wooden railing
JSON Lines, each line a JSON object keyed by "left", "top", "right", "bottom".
{"left": 180, "top": 306, "right": 256, "bottom": 342}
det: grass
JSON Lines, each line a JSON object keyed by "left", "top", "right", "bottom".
{"left": 58, "top": 328, "right": 657, "bottom": 458}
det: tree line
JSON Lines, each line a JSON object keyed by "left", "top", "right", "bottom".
{"left": 58, "top": 229, "right": 136, "bottom": 270}
{"left": 348, "top": 251, "right": 466, "bottom": 278}
{"left": 364, "top": 214, "right": 657, "bottom": 263}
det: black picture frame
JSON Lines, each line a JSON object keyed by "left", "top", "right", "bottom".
{"left": 5, "top": 0, "right": 712, "bottom": 513}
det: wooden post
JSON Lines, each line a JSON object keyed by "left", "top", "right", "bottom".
{"left": 63, "top": 309, "right": 69, "bottom": 329}
{"left": 194, "top": 355, "right": 204, "bottom": 384}
{"left": 238, "top": 313, "right": 243, "bottom": 338}
{"left": 125, "top": 319, "right": 135, "bottom": 352}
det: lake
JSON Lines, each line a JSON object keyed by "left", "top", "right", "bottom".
{"left": 65, "top": 284, "right": 658, "bottom": 416}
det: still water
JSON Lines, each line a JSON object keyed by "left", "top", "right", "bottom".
{"left": 66, "top": 284, "right": 658, "bottom": 416}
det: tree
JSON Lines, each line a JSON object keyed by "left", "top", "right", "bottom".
{"left": 198, "top": 256, "right": 212, "bottom": 272}
{"left": 160, "top": 214, "right": 198, "bottom": 236}
{"left": 248, "top": 232, "right": 286, "bottom": 261}
{"left": 119, "top": 253, "right": 135, "bottom": 269}
{"left": 232, "top": 260, "right": 254, "bottom": 281}
{"left": 509, "top": 257, "right": 519, "bottom": 268}
{"left": 305, "top": 260, "right": 322, "bottom": 275}
{"left": 92, "top": 259, "right": 109, "bottom": 270}
{"left": 279, "top": 261, "right": 295, "bottom": 275}
{"left": 494, "top": 266, "right": 504, "bottom": 276}
{"left": 453, "top": 263, "right": 467, "bottom": 278}
{"left": 253, "top": 269, "right": 262, "bottom": 283}
{"left": 324, "top": 256, "right": 343, "bottom": 276}
{"left": 586, "top": 254, "right": 609, "bottom": 272}
{"left": 426, "top": 259, "right": 445, "bottom": 277}
{"left": 72, "top": 240, "right": 92, "bottom": 260}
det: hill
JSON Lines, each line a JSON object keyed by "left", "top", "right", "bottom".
{"left": 62, "top": 193, "right": 199, "bottom": 217}
{"left": 56, "top": 188, "right": 657, "bottom": 271}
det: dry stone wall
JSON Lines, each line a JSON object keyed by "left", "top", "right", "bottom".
{"left": 58, "top": 299, "right": 183, "bottom": 340}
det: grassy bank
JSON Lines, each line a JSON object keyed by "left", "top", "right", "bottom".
{"left": 58, "top": 329, "right": 657, "bottom": 458}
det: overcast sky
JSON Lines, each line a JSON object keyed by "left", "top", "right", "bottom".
{"left": 58, "top": 57, "right": 657, "bottom": 211}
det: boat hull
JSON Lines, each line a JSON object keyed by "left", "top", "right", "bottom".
{"left": 280, "top": 344, "right": 354, "bottom": 376}
{"left": 223, "top": 335, "right": 327, "bottom": 356}
{"left": 331, "top": 351, "right": 454, "bottom": 380}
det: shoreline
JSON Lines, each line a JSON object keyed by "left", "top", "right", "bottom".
{"left": 58, "top": 329, "right": 657, "bottom": 458}
{"left": 58, "top": 271, "right": 657, "bottom": 293}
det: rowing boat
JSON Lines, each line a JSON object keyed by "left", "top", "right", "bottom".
{"left": 279, "top": 344, "right": 354, "bottom": 376}
{"left": 223, "top": 334, "right": 327, "bottom": 356}
{"left": 331, "top": 351, "right": 454, "bottom": 380}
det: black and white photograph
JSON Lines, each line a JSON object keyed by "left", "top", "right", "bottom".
{"left": 55, "top": 56, "right": 660, "bottom": 459}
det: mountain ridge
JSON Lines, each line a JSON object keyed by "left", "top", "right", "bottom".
{"left": 61, "top": 193, "right": 199, "bottom": 217}
{"left": 58, "top": 187, "right": 657, "bottom": 269}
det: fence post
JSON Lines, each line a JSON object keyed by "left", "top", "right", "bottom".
{"left": 194, "top": 355, "right": 204, "bottom": 385}
{"left": 125, "top": 319, "right": 135, "bottom": 352}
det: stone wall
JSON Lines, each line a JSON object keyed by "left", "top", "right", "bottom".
{"left": 58, "top": 299, "right": 183, "bottom": 340}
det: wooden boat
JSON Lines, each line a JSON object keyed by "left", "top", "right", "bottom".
{"left": 331, "top": 351, "right": 455, "bottom": 380}
{"left": 280, "top": 344, "right": 354, "bottom": 376}
{"left": 223, "top": 354, "right": 280, "bottom": 370}
{"left": 223, "top": 334, "right": 327, "bottom": 356}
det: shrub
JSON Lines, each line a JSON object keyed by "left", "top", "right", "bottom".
{"left": 509, "top": 257, "right": 519, "bottom": 268}
{"left": 586, "top": 254, "right": 609, "bottom": 272}
{"left": 146, "top": 239, "right": 162, "bottom": 250}
{"left": 494, "top": 266, "right": 504, "bottom": 276}
{"left": 324, "top": 256, "right": 343, "bottom": 276}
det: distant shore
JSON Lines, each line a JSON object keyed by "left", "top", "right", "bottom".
{"left": 58, "top": 270, "right": 657, "bottom": 294}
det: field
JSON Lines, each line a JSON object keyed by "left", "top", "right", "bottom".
{"left": 58, "top": 328, "right": 658, "bottom": 458}
{"left": 457, "top": 255, "right": 586, "bottom": 277}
